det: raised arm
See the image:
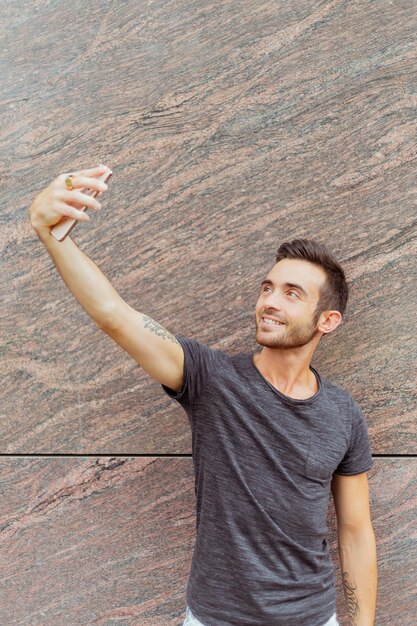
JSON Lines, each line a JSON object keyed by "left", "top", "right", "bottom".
{"left": 98, "top": 304, "right": 184, "bottom": 392}
{"left": 28, "top": 164, "right": 184, "bottom": 393}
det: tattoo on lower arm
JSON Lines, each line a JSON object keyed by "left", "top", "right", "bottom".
{"left": 142, "top": 315, "right": 181, "bottom": 346}
{"left": 342, "top": 571, "right": 360, "bottom": 625}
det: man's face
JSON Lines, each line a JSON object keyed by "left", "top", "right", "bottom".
{"left": 254, "top": 259, "right": 327, "bottom": 349}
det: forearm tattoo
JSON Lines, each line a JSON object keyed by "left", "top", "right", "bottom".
{"left": 142, "top": 315, "right": 181, "bottom": 346}
{"left": 342, "top": 571, "right": 360, "bottom": 625}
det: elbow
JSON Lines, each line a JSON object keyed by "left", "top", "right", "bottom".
{"left": 96, "top": 302, "right": 127, "bottom": 330}
{"left": 338, "top": 521, "right": 375, "bottom": 545}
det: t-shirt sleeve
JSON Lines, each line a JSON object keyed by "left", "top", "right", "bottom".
{"left": 334, "top": 397, "right": 373, "bottom": 475}
{"left": 161, "top": 334, "right": 217, "bottom": 410}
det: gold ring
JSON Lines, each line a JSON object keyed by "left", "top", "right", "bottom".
{"left": 65, "top": 174, "right": 75, "bottom": 190}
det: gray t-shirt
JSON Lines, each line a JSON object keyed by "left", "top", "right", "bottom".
{"left": 162, "top": 335, "right": 373, "bottom": 626}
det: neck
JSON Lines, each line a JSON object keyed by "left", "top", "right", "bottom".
{"left": 253, "top": 348, "right": 318, "bottom": 399}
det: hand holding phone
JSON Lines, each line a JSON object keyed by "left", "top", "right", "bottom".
{"left": 50, "top": 169, "right": 113, "bottom": 241}
{"left": 29, "top": 164, "right": 113, "bottom": 240}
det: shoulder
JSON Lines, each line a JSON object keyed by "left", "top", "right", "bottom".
{"left": 317, "top": 374, "right": 367, "bottom": 435}
{"left": 175, "top": 334, "right": 234, "bottom": 367}
{"left": 318, "top": 372, "right": 355, "bottom": 410}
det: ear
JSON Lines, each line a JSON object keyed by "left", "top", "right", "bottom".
{"left": 318, "top": 310, "right": 343, "bottom": 334}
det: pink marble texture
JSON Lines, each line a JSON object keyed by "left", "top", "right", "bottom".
{"left": 0, "top": 0, "right": 416, "bottom": 624}
{"left": 0, "top": 458, "right": 415, "bottom": 625}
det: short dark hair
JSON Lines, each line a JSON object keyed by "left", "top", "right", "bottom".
{"left": 275, "top": 238, "right": 349, "bottom": 323}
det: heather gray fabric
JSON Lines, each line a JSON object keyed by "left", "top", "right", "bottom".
{"left": 162, "top": 335, "right": 373, "bottom": 626}
{"left": 183, "top": 605, "right": 340, "bottom": 626}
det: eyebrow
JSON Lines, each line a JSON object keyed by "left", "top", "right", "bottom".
{"left": 260, "top": 278, "right": 309, "bottom": 297}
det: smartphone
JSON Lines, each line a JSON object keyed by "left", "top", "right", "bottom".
{"left": 50, "top": 170, "right": 113, "bottom": 241}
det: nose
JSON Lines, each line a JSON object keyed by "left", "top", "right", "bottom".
{"left": 262, "top": 292, "right": 283, "bottom": 313}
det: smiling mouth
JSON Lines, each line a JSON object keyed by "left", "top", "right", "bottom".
{"left": 260, "top": 317, "right": 285, "bottom": 327}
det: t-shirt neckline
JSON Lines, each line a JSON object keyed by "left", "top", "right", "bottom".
{"left": 248, "top": 353, "right": 322, "bottom": 404}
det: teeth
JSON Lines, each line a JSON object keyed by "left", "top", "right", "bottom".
{"left": 262, "top": 318, "right": 283, "bottom": 326}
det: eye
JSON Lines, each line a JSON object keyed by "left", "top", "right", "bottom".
{"left": 288, "top": 291, "right": 298, "bottom": 298}
{"left": 261, "top": 285, "right": 271, "bottom": 292}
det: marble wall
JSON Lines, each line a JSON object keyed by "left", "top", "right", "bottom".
{"left": 1, "top": 1, "right": 416, "bottom": 624}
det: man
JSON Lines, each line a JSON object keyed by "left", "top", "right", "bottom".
{"left": 29, "top": 165, "right": 377, "bottom": 626}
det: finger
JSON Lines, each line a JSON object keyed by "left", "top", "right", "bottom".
{"left": 66, "top": 175, "right": 108, "bottom": 193}
{"left": 55, "top": 201, "right": 90, "bottom": 221}
{"left": 66, "top": 164, "right": 111, "bottom": 178}
{"left": 61, "top": 189, "right": 102, "bottom": 211}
